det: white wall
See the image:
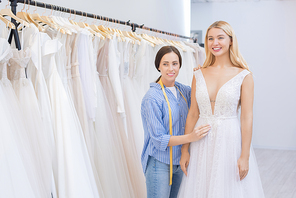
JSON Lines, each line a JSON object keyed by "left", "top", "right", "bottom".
{"left": 0, "top": 0, "right": 191, "bottom": 36}
{"left": 192, "top": 1, "right": 296, "bottom": 150}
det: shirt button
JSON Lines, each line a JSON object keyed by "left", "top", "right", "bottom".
{"left": 178, "top": 104, "right": 180, "bottom": 106}
{"left": 181, "top": 115, "right": 183, "bottom": 117}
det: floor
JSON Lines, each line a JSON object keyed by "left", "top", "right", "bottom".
{"left": 254, "top": 148, "right": 296, "bottom": 198}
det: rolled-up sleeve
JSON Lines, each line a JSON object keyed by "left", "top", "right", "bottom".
{"left": 141, "top": 98, "right": 170, "bottom": 151}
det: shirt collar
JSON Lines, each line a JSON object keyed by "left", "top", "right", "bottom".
{"left": 150, "top": 81, "right": 181, "bottom": 90}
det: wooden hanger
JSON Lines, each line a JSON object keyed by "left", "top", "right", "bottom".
{"left": 41, "top": 4, "right": 53, "bottom": 24}
{"left": 57, "top": 7, "right": 78, "bottom": 33}
{"left": 141, "top": 33, "right": 157, "bottom": 47}
{"left": 16, "top": 1, "right": 44, "bottom": 31}
{"left": 98, "top": 18, "right": 113, "bottom": 38}
{"left": 79, "top": 12, "right": 97, "bottom": 35}
{"left": 0, "top": 2, "right": 29, "bottom": 27}
{"left": 128, "top": 26, "right": 141, "bottom": 42}
{"left": 89, "top": 15, "right": 105, "bottom": 39}
{"left": 109, "top": 19, "right": 125, "bottom": 42}
{"left": 49, "top": 6, "right": 72, "bottom": 35}
{"left": 69, "top": 9, "right": 78, "bottom": 26}
{"left": 115, "top": 19, "right": 127, "bottom": 41}
{"left": 77, "top": 12, "right": 87, "bottom": 28}
{"left": 31, "top": 2, "right": 57, "bottom": 30}
{"left": 96, "top": 16, "right": 111, "bottom": 39}
{"left": 44, "top": 5, "right": 66, "bottom": 34}
{"left": 141, "top": 28, "right": 160, "bottom": 46}
{"left": 0, "top": 14, "right": 15, "bottom": 29}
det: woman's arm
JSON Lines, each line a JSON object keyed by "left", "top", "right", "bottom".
{"left": 238, "top": 73, "right": 254, "bottom": 180}
{"left": 167, "top": 124, "right": 210, "bottom": 147}
{"left": 180, "top": 75, "right": 206, "bottom": 175}
{"left": 141, "top": 93, "right": 209, "bottom": 152}
{"left": 180, "top": 75, "right": 201, "bottom": 150}
{"left": 168, "top": 75, "right": 210, "bottom": 147}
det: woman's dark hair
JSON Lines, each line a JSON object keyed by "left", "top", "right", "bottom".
{"left": 155, "top": 46, "right": 182, "bottom": 82}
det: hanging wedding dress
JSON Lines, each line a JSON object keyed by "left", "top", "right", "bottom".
{"left": 76, "top": 29, "right": 97, "bottom": 156}
{"left": 175, "top": 43, "right": 196, "bottom": 86}
{"left": 132, "top": 39, "right": 148, "bottom": 98}
{"left": 70, "top": 31, "right": 90, "bottom": 142}
{"left": 97, "top": 37, "right": 135, "bottom": 198}
{"left": 92, "top": 37, "right": 128, "bottom": 198}
{"left": 118, "top": 38, "right": 147, "bottom": 197}
{"left": 184, "top": 42, "right": 206, "bottom": 67}
{"left": 48, "top": 26, "right": 91, "bottom": 149}
{"left": 41, "top": 32, "right": 100, "bottom": 198}
{"left": 119, "top": 38, "right": 144, "bottom": 158}
{"left": 21, "top": 24, "right": 57, "bottom": 197}
{"left": 76, "top": 29, "right": 105, "bottom": 197}
{"left": 0, "top": 37, "right": 37, "bottom": 198}
{"left": 8, "top": 46, "right": 52, "bottom": 198}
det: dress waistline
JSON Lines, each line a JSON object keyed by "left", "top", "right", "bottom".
{"left": 199, "top": 115, "right": 237, "bottom": 119}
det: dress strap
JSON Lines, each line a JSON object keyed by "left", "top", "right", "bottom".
{"left": 238, "top": 70, "right": 251, "bottom": 85}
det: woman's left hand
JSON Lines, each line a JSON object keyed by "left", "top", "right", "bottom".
{"left": 237, "top": 156, "right": 249, "bottom": 181}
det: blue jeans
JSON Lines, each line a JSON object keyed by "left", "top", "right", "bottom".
{"left": 145, "top": 156, "right": 183, "bottom": 198}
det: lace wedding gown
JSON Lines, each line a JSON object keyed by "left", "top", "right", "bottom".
{"left": 0, "top": 38, "right": 37, "bottom": 198}
{"left": 9, "top": 47, "right": 52, "bottom": 198}
{"left": 178, "top": 70, "right": 265, "bottom": 198}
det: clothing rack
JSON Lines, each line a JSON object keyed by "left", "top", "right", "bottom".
{"left": 6, "top": 0, "right": 194, "bottom": 50}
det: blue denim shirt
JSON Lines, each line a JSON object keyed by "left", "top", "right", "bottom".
{"left": 141, "top": 81, "right": 191, "bottom": 173}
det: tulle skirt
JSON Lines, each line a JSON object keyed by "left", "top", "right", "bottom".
{"left": 0, "top": 80, "right": 37, "bottom": 198}
{"left": 178, "top": 117, "right": 265, "bottom": 198}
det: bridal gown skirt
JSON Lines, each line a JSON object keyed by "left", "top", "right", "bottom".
{"left": 178, "top": 117, "right": 265, "bottom": 198}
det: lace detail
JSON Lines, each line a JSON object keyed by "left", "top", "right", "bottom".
{"left": 0, "top": 40, "right": 12, "bottom": 80}
{"left": 0, "top": 56, "right": 12, "bottom": 80}
{"left": 8, "top": 48, "right": 31, "bottom": 81}
{"left": 1, "top": 78, "right": 11, "bottom": 86}
{"left": 0, "top": 50, "right": 12, "bottom": 65}
{"left": 215, "top": 70, "right": 250, "bottom": 117}
{"left": 195, "top": 69, "right": 250, "bottom": 118}
{"left": 195, "top": 69, "right": 250, "bottom": 138}
{"left": 194, "top": 70, "right": 212, "bottom": 117}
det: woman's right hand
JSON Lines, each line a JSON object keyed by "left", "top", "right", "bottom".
{"left": 193, "top": 64, "right": 202, "bottom": 71}
{"left": 189, "top": 124, "right": 211, "bottom": 142}
{"left": 180, "top": 151, "right": 190, "bottom": 176}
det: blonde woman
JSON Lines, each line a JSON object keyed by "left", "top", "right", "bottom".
{"left": 178, "top": 21, "right": 265, "bottom": 197}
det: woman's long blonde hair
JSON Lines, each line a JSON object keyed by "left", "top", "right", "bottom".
{"left": 203, "top": 21, "right": 250, "bottom": 71}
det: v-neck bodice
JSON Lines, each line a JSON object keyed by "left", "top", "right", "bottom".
{"left": 195, "top": 69, "right": 250, "bottom": 118}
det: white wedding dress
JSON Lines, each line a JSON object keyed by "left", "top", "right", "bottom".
{"left": 178, "top": 70, "right": 265, "bottom": 198}
{"left": 97, "top": 37, "right": 135, "bottom": 198}
{"left": 118, "top": 38, "right": 147, "bottom": 198}
{"left": 8, "top": 47, "right": 52, "bottom": 198}
{"left": 0, "top": 38, "right": 37, "bottom": 198}
{"left": 41, "top": 33, "right": 100, "bottom": 198}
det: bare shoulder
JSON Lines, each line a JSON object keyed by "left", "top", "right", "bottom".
{"left": 242, "top": 72, "right": 254, "bottom": 86}
{"left": 200, "top": 67, "right": 207, "bottom": 72}
{"left": 200, "top": 67, "right": 209, "bottom": 75}
{"left": 232, "top": 66, "right": 244, "bottom": 74}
